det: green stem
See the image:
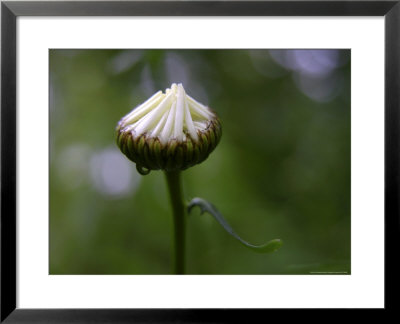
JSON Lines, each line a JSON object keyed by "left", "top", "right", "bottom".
{"left": 164, "top": 170, "right": 185, "bottom": 274}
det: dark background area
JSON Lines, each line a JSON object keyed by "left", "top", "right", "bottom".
{"left": 49, "top": 49, "right": 350, "bottom": 274}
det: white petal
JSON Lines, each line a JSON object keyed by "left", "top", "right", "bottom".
{"left": 134, "top": 91, "right": 173, "bottom": 135}
{"left": 187, "top": 95, "right": 213, "bottom": 119}
{"left": 120, "top": 83, "right": 213, "bottom": 143}
{"left": 184, "top": 100, "right": 198, "bottom": 141}
{"left": 151, "top": 110, "right": 169, "bottom": 137}
{"left": 174, "top": 84, "right": 185, "bottom": 141}
{"left": 160, "top": 101, "right": 176, "bottom": 144}
{"left": 123, "top": 91, "right": 163, "bottom": 124}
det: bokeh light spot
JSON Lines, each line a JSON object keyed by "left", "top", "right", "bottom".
{"left": 55, "top": 144, "right": 92, "bottom": 190}
{"left": 90, "top": 147, "right": 140, "bottom": 197}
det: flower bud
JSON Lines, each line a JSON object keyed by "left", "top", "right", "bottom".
{"left": 116, "top": 83, "right": 222, "bottom": 175}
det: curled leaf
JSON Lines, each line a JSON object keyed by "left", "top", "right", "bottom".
{"left": 187, "top": 197, "right": 282, "bottom": 253}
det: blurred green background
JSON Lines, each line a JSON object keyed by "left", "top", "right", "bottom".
{"left": 49, "top": 49, "right": 350, "bottom": 274}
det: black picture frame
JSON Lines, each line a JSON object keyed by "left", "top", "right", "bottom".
{"left": 1, "top": 0, "right": 399, "bottom": 321}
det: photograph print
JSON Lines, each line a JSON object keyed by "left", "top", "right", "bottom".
{"left": 49, "top": 49, "right": 350, "bottom": 275}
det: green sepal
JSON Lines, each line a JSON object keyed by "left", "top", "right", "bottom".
{"left": 166, "top": 140, "right": 178, "bottom": 170}
{"left": 143, "top": 139, "right": 158, "bottom": 170}
{"left": 136, "top": 136, "right": 146, "bottom": 164}
{"left": 151, "top": 139, "right": 163, "bottom": 169}
{"left": 116, "top": 114, "right": 222, "bottom": 173}
{"left": 174, "top": 146, "right": 184, "bottom": 170}
{"left": 208, "top": 128, "right": 216, "bottom": 148}
{"left": 200, "top": 133, "right": 209, "bottom": 155}
{"left": 126, "top": 135, "right": 134, "bottom": 156}
{"left": 192, "top": 145, "right": 201, "bottom": 166}
{"left": 185, "top": 139, "right": 193, "bottom": 164}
